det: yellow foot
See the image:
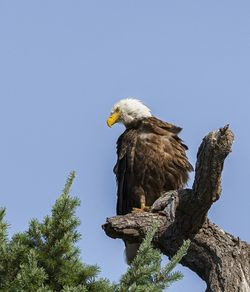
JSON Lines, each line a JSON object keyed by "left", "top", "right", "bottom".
{"left": 143, "top": 206, "right": 151, "bottom": 212}
{"left": 132, "top": 205, "right": 151, "bottom": 213}
{"left": 132, "top": 207, "right": 144, "bottom": 213}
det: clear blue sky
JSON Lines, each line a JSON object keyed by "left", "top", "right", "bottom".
{"left": 0, "top": 1, "right": 249, "bottom": 291}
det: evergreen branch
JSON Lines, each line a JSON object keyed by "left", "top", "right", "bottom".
{"left": 0, "top": 208, "right": 8, "bottom": 245}
{"left": 63, "top": 171, "right": 76, "bottom": 196}
{"left": 13, "top": 249, "right": 48, "bottom": 290}
{"left": 162, "top": 239, "right": 190, "bottom": 276}
{"left": 118, "top": 222, "right": 189, "bottom": 291}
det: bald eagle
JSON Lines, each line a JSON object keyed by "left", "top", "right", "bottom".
{"left": 107, "top": 98, "right": 193, "bottom": 262}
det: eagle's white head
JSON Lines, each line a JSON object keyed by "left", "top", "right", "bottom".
{"left": 107, "top": 98, "right": 152, "bottom": 128}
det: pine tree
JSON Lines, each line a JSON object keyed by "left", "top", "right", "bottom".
{"left": 0, "top": 172, "right": 190, "bottom": 291}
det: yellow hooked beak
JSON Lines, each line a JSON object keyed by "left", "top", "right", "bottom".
{"left": 107, "top": 110, "right": 120, "bottom": 128}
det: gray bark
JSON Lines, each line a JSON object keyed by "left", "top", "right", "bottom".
{"left": 103, "top": 125, "right": 250, "bottom": 292}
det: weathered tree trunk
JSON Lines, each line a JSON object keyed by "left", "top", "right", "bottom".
{"left": 103, "top": 125, "right": 250, "bottom": 292}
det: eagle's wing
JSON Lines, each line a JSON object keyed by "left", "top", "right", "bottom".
{"left": 138, "top": 117, "right": 193, "bottom": 190}
{"left": 114, "top": 129, "right": 138, "bottom": 215}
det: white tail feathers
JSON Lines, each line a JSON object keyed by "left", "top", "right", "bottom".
{"left": 124, "top": 241, "right": 141, "bottom": 265}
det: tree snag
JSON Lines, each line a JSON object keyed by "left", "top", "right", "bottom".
{"left": 102, "top": 125, "right": 250, "bottom": 292}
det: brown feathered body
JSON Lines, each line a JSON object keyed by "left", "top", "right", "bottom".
{"left": 114, "top": 117, "right": 193, "bottom": 215}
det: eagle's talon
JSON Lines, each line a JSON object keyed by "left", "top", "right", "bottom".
{"left": 132, "top": 207, "right": 144, "bottom": 213}
{"left": 132, "top": 206, "right": 151, "bottom": 213}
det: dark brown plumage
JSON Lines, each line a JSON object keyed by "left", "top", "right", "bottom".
{"left": 114, "top": 117, "right": 193, "bottom": 215}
